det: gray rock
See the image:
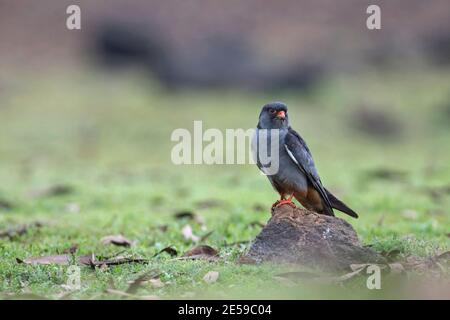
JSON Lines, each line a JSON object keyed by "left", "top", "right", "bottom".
{"left": 242, "top": 205, "right": 385, "bottom": 271}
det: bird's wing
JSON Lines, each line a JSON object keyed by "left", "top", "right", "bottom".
{"left": 284, "top": 128, "right": 333, "bottom": 211}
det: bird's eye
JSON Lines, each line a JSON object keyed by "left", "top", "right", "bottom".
{"left": 269, "top": 109, "right": 276, "bottom": 114}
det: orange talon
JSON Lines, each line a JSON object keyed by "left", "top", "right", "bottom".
{"left": 271, "top": 197, "right": 296, "bottom": 209}
{"left": 275, "top": 199, "right": 296, "bottom": 208}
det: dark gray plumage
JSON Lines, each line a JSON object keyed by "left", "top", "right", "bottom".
{"left": 252, "top": 102, "right": 358, "bottom": 218}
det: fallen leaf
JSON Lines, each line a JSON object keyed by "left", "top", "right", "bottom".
{"left": 100, "top": 234, "right": 136, "bottom": 247}
{"left": 153, "top": 246, "right": 178, "bottom": 257}
{"left": 17, "top": 253, "right": 94, "bottom": 266}
{"left": 180, "top": 245, "right": 219, "bottom": 261}
{"left": 174, "top": 211, "right": 195, "bottom": 220}
{"left": 181, "top": 225, "right": 200, "bottom": 242}
{"left": 174, "top": 211, "right": 205, "bottom": 225}
{"left": 16, "top": 252, "right": 146, "bottom": 268}
{"left": 78, "top": 254, "right": 96, "bottom": 265}
{"left": 17, "top": 254, "right": 70, "bottom": 265}
{"left": 89, "top": 256, "right": 148, "bottom": 268}
{"left": 203, "top": 271, "right": 219, "bottom": 283}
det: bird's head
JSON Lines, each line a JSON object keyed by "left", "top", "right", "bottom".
{"left": 257, "top": 102, "right": 289, "bottom": 129}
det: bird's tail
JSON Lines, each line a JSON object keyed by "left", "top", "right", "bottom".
{"left": 325, "top": 189, "right": 358, "bottom": 218}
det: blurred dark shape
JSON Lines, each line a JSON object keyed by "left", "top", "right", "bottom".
{"left": 364, "top": 168, "right": 408, "bottom": 181}
{"left": 264, "top": 62, "right": 323, "bottom": 92}
{"left": 0, "top": 198, "right": 14, "bottom": 211}
{"left": 423, "top": 31, "right": 450, "bottom": 65}
{"left": 425, "top": 185, "right": 450, "bottom": 201}
{"left": 440, "top": 99, "right": 450, "bottom": 122}
{"left": 91, "top": 21, "right": 322, "bottom": 91}
{"left": 93, "top": 22, "right": 172, "bottom": 81}
{"left": 29, "top": 184, "right": 74, "bottom": 198}
{"left": 350, "top": 105, "right": 403, "bottom": 138}
{"left": 174, "top": 35, "right": 255, "bottom": 88}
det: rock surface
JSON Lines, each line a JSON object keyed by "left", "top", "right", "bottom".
{"left": 242, "top": 204, "right": 385, "bottom": 271}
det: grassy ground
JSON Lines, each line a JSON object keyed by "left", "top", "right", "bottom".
{"left": 0, "top": 67, "right": 449, "bottom": 299}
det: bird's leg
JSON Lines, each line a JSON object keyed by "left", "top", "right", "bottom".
{"left": 272, "top": 194, "right": 296, "bottom": 209}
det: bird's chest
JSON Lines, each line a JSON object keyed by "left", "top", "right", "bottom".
{"left": 269, "top": 148, "right": 308, "bottom": 191}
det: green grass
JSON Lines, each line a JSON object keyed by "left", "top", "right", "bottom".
{"left": 0, "top": 67, "right": 449, "bottom": 299}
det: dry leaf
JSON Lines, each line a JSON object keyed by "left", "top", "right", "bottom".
{"left": 174, "top": 211, "right": 195, "bottom": 220}
{"left": 153, "top": 246, "right": 178, "bottom": 257}
{"left": 17, "top": 252, "right": 147, "bottom": 268}
{"left": 17, "top": 254, "right": 70, "bottom": 265}
{"left": 181, "top": 225, "right": 200, "bottom": 242}
{"left": 100, "top": 234, "right": 136, "bottom": 247}
{"left": 181, "top": 245, "right": 219, "bottom": 261}
{"left": 174, "top": 211, "right": 205, "bottom": 225}
{"left": 89, "top": 256, "right": 148, "bottom": 268}
{"left": 17, "top": 253, "right": 94, "bottom": 265}
{"left": 203, "top": 271, "right": 219, "bottom": 283}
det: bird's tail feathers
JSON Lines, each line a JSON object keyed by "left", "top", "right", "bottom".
{"left": 325, "top": 189, "right": 358, "bottom": 218}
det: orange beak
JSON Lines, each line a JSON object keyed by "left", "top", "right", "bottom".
{"left": 276, "top": 110, "right": 286, "bottom": 119}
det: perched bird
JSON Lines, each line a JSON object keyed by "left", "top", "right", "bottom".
{"left": 252, "top": 102, "right": 358, "bottom": 218}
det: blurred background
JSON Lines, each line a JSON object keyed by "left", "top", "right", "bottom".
{"left": 0, "top": 0, "right": 449, "bottom": 299}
